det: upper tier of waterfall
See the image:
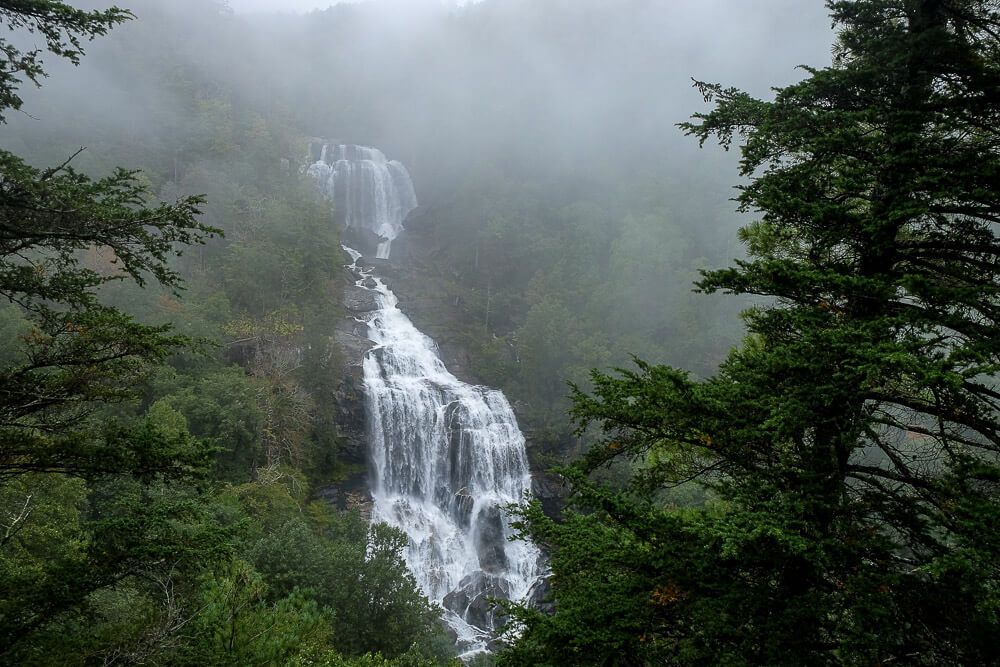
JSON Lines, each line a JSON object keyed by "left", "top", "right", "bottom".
{"left": 307, "top": 143, "right": 417, "bottom": 259}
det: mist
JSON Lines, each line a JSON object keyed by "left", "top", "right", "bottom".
{"left": 7, "top": 0, "right": 834, "bottom": 165}
{"left": 2, "top": 0, "right": 836, "bottom": 420}
{"left": 228, "top": 0, "right": 481, "bottom": 11}
{"left": 228, "top": 0, "right": 335, "bottom": 12}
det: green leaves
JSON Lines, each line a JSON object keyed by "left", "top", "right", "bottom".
{"left": 182, "top": 559, "right": 331, "bottom": 666}
{"left": 246, "top": 506, "right": 448, "bottom": 661}
{"left": 0, "top": 116, "right": 217, "bottom": 484}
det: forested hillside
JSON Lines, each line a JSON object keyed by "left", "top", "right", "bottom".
{"left": 0, "top": 2, "right": 452, "bottom": 663}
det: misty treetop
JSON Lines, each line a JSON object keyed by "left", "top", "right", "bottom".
{"left": 0, "top": 0, "right": 215, "bottom": 482}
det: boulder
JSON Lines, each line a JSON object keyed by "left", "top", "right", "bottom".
{"left": 442, "top": 572, "right": 512, "bottom": 631}
{"left": 442, "top": 621, "right": 459, "bottom": 646}
{"left": 343, "top": 265, "right": 364, "bottom": 283}
{"left": 357, "top": 256, "right": 398, "bottom": 277}
{"left": 344, "top": 285, "right": 379, "bottom": 313}
{"left": 474, "top": 505, "right": 509, "bottom": 574}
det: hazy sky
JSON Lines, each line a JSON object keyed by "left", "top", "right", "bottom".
{"left": 227, "top": 0, "right": 474, "bottom": 12}
{"left": 228, "top": 0, "right": 337, "bottom": 12}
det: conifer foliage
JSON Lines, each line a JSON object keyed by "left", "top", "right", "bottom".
{"left": 503, "top": 1, "right": 1000, "bottom": 664}
{"left": 0, "top": 0, "right": 131, "bottom": 121}
{"left": 0, "top": 1, "right": 215, "bottom": 480}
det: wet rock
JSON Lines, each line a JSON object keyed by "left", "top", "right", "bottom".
{"left": 362, "top": 277, "right": 378, "bottom": 289}
{"left": 454, "top": 488, "right": 475, "bottom": 528}
{"left": 330, "top": 316, "right": 372, "bottom": 465}
{"left": 343, "top": 266, "right": 362, "bottom": 284}
{"left": 343, "top": 227, "right": 385, "bottom": 258}
{"left": 442, "top": 622, "right": 459, "bottom": 646}
{"left": 333, "top": 321, "right": 372, "bottom": 369}
{"left": 446, "top": 401, "right": 474, "bottom": 492}
{"left": 531, "top": 470, "right": 570, "bottom": 520}
{"left": 475, "top": 505, "right": 509, "bottom": 574}
{"left": 442, "top": 589, "right": 470, "bottom": 617}
{"left": 442, "top": 572, "right": 512, "bottom": 632}
{"left": 344, "top": 286, "right": 379, "bottom": 313}
{"left": 356, "top": 257, "right": 398, "bottom": 279}
{"left": 330, "top": 379, "right": 367, "bottom": 464}
{"left": 526, "top": 576, "right": 555, "bottom": 615}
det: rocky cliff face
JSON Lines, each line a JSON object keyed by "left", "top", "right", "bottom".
{"left": 318, "top": 264, "right": 376, "bottom": 513}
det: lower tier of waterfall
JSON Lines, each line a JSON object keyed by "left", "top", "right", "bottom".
{"left": 344, "top": 247, "right": 544, "bottom": 657}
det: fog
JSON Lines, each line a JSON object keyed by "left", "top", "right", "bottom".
{"left": 6, "top": 0, "right": 833, "bottom": 184}
{"left": 2, "top": 0, "right": 836, "bottom": 399}
{"left": 229, "top": 0, "right": 333, "bottom": 12}
{"left": 228, "top": 0, "right": 334, "bottom": 12}
{"left": 228, "top": 0, "right": 480, "bottom": 11}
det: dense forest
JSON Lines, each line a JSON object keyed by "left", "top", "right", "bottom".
{"left": 2, "top": 0, "right": 999, "bottom": 665}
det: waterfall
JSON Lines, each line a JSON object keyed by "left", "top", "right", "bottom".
{"left": 311, "top": 142, "right": 544, "bottom": 655}
{"left": 342, "top": 247, "right": 544, "bottom": 657}
{"left": 307, "top": 143, "right": 417, "bottom": 259}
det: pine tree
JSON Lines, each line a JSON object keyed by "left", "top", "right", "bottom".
{"left": 502, "top": 1, "right": 1000, "bottom": 664}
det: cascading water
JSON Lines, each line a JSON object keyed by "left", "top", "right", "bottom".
{"left": 307, "top": 143, "right": 418, "bottom": 259}
{"left": 343, "top": 246, "right": 544, "bottom": 657}
{"left": 311, "top": 140, "right": 543, "bottom": 656}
